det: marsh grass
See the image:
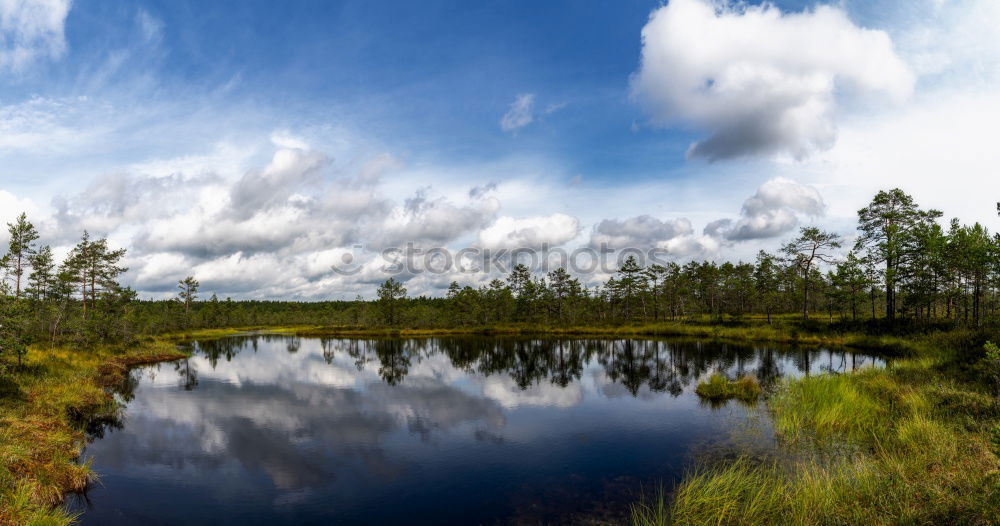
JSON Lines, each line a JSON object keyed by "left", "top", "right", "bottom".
{"left": 283, "top": 319, "right": 957, "bottom": 361}
{"left": 285, "top": 320, "right": 891, "bottom": 349}
{"left": 642, "top": 353, "right": 1000, "bottom": 526}
{"left": 695, "top": 374, "right": 762, "bottom": 405}
{"left": 629, "top": 486, "right": 669, "bottom": 526}
{"left": 0, "top": 340, "right": 186, "bottom": 526}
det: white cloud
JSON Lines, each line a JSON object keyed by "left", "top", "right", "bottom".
{"left": 631, "top": 0, "right": 913, "bottom": 160}
{"left": 375, "top": 187, "right": 500, "bottom": 249}
{"left": 706, "top": 177, "right": 824, "bottom": 241}
{"left": 0, "top": 189, "right": 41, "bottom": 247}
{"left": 228, "top": 147, "right": 328, "bottom": 220}
{"left": 499, "top": 93, "right": 535, "bottom": 133}
{"left": 0, "top": 189, "right": 39, "bottom": 221}
{"left": 0, "top": 0, "right": 71, "bottom": 71}
{"left": 589, "top": 215, "right": 693, "bottom": 249}
{"left": 478, "top": 213, "right": 580, "bottom": 250}
{"left": 357, "top": 153, "right": 401, "bottom": 186}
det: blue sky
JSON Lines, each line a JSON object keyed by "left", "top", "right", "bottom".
{"left": 2, "top": 0, "right": 999, "bottom": 298}
{"left": 10, "top": 0, "right": 688, "bottom": 182}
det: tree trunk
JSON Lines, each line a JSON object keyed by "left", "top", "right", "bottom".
{"left": 871, "top": 288, "right": 877, "bottom": 319}
{"left": 802, "top": 266, "right": 810, "bottom": 320}
{"left": 885, "top": 258, "right": 894, "bottom": 321}
{"left": 14, "top": 254, "right": 22, "bottom": 299}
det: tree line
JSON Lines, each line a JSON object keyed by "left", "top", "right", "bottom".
{"left": 2, "top": 188, "right": 999, "bottom": 368}
{"left": 369, "top": 188, "right": 1000, "bottom": 328}
{"left": 0, "top": 215, "right": 351, "bottom": 367}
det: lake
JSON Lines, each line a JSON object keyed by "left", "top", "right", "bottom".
{"left": 66, "top": 334, "right": 882, "bottom": 525}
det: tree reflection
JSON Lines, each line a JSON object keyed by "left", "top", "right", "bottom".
{"left": 117, "top": 334, "right": 885, "bottom": 405}
{"left": 312, "top": 335, "right": 878, "bottom": 398}
{"left": 198, "top": 338, "right": 246, "bottom": 369}
{"left": 174, "top": 358, "right": 198, "bottom": 391}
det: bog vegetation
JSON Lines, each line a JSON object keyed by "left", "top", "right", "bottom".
{"left": 1, "top": 187, "right": 1000, "bottom": 525}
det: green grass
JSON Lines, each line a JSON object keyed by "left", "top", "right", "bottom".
{"left": 158, "top": 319, "right": 956, "bottom": 360}
{"left": 695, "top": 374, "right": 762, "bottom": 405}
{"left": 282, "top": 319, "right": 913, "bottom": 351}
{"left": 0, "top": 340, "right": 187, "bottom": 526}
{"left": 636, "top": 353, "right": 1000, "bottom": 525}
{"left": 160, "top": 326, "right": 271, "bottom": 341}
{"left": 629, "top": 486, "right": 669, "bottom": 526}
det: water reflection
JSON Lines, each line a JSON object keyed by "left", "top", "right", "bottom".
{"left": 187, "top": 335, "right": 877, "bottom": 394}
{"left": 70, "top": 335, "right": 882, "bottom": 526}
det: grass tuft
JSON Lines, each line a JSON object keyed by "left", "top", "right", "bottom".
{"left": 695, "top": 374, "right": 762, "bottom": 405}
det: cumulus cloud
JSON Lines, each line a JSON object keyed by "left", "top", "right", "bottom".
{"left": 478, "top": 213, "right": 580, "bottom": 250}
{"left": 0, "top": 189, "right": 42, "bottom": 247}
{"left": 374, "top": 187, "right": 500, "bottom": 249}
{"left": 706, "top": 177, "right": 824, "bottom": 241}
{"left": 583, "top": 214, "right": 724, "bottom": 260}
{"left": 228, "top": 147, "right": 328, "bottom": 220}
{"left": 357, "top": 153, "right": 401, "bottom": 186}
{"left": 468, "top": 181, "right": 497, "bottom": 199}
{"left": 499, "top": 93, "right": 535, "bottom": 133}
{"left": 0, "top": 0, "right": 71, "bottom": 71}
{"left": 585, "top": 177, "right": 825, "bottom": 258}
{"left": 23, "top": 136, "right": 515, "bottom": 298}
{"left": 0, "top": 189, "right": 39, "bottom": 220}
{"left": 631, "top": 0, "right": 914, "bottom": 160}
{"left": 588, "top": 215, "right": 693, "bottom": 249}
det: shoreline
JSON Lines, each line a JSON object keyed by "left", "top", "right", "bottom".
{"left": 0, "top": 339, "right": 189, "bottom": 525}
{"left": 4, "top": 322, "right": 992, "bottom": 525}
{"left": 264, "top": 321, "right": 921, "bottom": 356}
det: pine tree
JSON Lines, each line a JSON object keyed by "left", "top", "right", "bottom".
{"left": 782, "top": 227, "right": 842, "bottom": 319}
{"left": 26, "top": 245, "right": 56, "bottom": 300}
{"left": 856, "top": 189, "right": 939, "bottom": 321}
{"left": 6, "top": 213, "right": 39, "bottom": 299}
{"left": 376, "top": 278, "right": 407, "bottom": 325}
{"left": 178, "top": 276, "right": 200, "bottom": 315}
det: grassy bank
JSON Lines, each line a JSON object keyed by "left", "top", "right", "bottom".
{"left": 634, "top": 335, "right": 1000, "bottom": 525}
{"left": 281, "top": 318, "right": 926, "bottom": 354}
{"left": 0, "top": 340, "right": 187, "bottom": 526}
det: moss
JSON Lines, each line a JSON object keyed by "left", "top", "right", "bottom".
{"left": 0, "top": 340, "right": 186, "bottom": 525}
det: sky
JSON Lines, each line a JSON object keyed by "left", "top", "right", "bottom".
{"left": 1, "top": 0, "right": 998, "bottom": 299}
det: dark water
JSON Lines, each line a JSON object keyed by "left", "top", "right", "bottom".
{"left": 67, "top": 335, "right": 882, "bottom": 525}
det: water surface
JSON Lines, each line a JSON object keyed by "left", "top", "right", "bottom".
{"left": 68, "top": 335, "right": 881, "bottom": 525}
